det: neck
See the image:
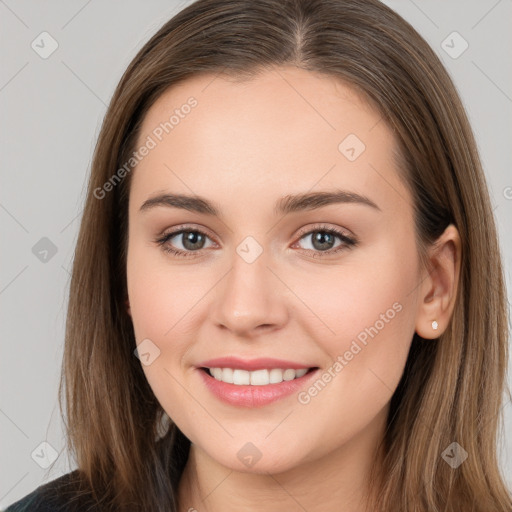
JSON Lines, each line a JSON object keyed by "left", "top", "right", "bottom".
{"left": 177, "top": 408, "right": 387, "bottom": 512}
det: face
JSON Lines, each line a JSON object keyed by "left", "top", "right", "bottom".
{"left": 126, "top": 66, "right": 421, "bottom": 474}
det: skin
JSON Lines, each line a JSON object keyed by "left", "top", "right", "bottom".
{"left": 125, "top": 65, "right": 461, "bottom": 512}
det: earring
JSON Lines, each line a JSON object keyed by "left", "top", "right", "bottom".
{"left": 432, "top": 320, "right": 439, "bottom": 330}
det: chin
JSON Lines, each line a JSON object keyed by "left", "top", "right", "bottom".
{"left": 195, "top": 437, "right": 315, "bottom": 476}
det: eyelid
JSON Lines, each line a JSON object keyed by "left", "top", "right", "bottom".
{"left": 158, "top": 223, "right": 218, "bottom": 243}
{"left": 294, "top": 223, "right": 354, "bottom": 241}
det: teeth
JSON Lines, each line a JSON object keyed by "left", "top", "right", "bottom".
{"left": 269, "top": 368, "right": 283, "bottom": 384}
{"left": 208, "top": 367, "right": 309, "bottom": 385}
{"left": 233, "top": 369, "right": 250, "bottom": 385}
{"left": 250, "top": 369, "right": 269, "bottom": 385}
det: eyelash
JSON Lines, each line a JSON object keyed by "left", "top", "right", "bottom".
{"left": 154, "top": 224, "right": 358, "bottom": 259}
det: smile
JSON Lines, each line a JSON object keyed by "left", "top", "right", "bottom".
{"left": 206, "top": 367, "right": 309, "bottom": 385}
{"left": 196, "top": 357, "right": 319, "bottom": 407}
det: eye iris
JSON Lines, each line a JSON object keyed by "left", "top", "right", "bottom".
{"left": 182, "top": 231, "right": 205, "bottom": 250}
{"left": 312, "top": 231, "right": 335, "bottom": 251}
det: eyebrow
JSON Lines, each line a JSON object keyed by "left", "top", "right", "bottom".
{"left": 139, "top": 189, "right": 381, "bottom": 216}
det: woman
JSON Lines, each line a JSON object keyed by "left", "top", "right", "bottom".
{"left": 7, "top": 0, "right": 511, "bottom": 510}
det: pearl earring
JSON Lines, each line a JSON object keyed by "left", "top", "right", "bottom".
{"left": 432, "top": 320, "right": 439, "bottom": 330}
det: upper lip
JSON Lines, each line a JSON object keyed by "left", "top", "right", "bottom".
{"left": 197, "top": 356, "right": 315, "bottom": 371}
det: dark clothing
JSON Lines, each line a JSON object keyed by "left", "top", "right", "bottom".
{"left": 5, "top": 471, "right": 96, "bottom": 511}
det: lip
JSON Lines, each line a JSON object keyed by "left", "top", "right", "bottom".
{"left": 197, "top": 365, "right": 319, "bottom": 408}
{"left": 197, "top": 356, "right": 313, "bottom": 371}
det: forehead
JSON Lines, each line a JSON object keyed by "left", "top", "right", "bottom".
{"left": 130, "top": 66, "right": 411, "bottom": 219}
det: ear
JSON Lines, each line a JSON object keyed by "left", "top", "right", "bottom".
{"left": 125, "top": 297, "right": 131, "bottom": 317}
{"left": 415, "top": 224, "right": 461, "bottom": 339}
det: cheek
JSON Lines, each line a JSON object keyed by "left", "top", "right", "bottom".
{"left": 126, "top": 237, "right": 205, "bottom": 341}
{"left": 294, "top": 235, "right": 417, "bottom": 348}
{"left": 126, "top": 241, "right": 217, "bottom": 405}
{"left": 126, "top": 244, "right": 202, "bottom": 431}
{"left": 294, "top": 235, "right": 418, "bottom": 429}
{"left": 275, "top": 270, "right": 415, "bottom": 467}
{"left": 298, "top": 233, "right": 416, "bottom": 367}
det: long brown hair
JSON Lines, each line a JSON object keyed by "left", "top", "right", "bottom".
{"left": 58, "top": 0, "right": 511, "bottom": 510}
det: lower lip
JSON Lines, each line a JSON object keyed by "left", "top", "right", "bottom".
{"left": 198, "top": 368, "right": 318, "bottom": 407}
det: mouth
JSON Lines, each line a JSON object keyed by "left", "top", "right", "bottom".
{"left": 200, "top": 366, "right": 316, "bottom": 385}
{"left": 196, "top": 359, "right": 320, "bottom": 407}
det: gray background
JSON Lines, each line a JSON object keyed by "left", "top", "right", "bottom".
{"left": 1, "top": 0, "right": 511, "bottom": 507}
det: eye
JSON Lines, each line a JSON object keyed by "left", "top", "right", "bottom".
{"left": 154, "top": 226, "right": 215, "bottom": 258}
{"left": 293, "top": 224, "right": 357, "bottom": 257}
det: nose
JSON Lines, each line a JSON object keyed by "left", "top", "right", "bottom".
{"left": 211, "top": 248, "right": 289, "bottom": 338}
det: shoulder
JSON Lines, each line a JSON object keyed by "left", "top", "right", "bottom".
{"left": 4, "top": 470, "right": 97, "bottom": 512}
